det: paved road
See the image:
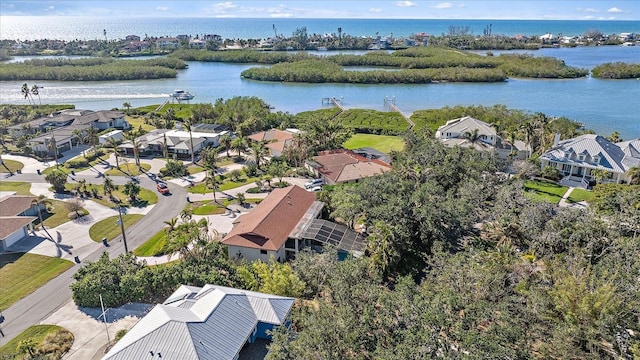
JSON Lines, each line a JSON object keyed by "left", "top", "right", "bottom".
{"left": 0, "top": 172, "right": 187, "bottom": 345}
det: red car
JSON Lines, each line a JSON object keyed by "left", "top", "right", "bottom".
{"left": 157, "top": 182, "right": 170, "bottom": 195}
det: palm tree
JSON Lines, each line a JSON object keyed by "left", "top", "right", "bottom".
{"left": 219, "top": 133, "right": 232, "bottom": 158}
{"left": 85, "top": 127, "right": 100, "bottom": 156}
{"left": 72, "top": 129, "right": 87, "bottom": 158}
{"left": 184, "top": 118, "right": 196, "bottom": 164}
{"left": 46, "top": 136, "right": 58, "bottom": 167}
{"left": 31, "top": 195, "right": 51, "bottom": 230}
{"left": 180, "top": 208, "right": 193, "bottom": 223}
{"left": 628, "top": 167, "right": 640, "bottom": 185}
{"left": 125, "top": 133, "right": 141, "bottom": 168}
{"left": 206, "top": 170, "right": 218, "bottom": 203}
{"left": 534, "top": 112, "right": 551, "bottom": 153}
{"left": 231, "top": 136, "right": 246, "bottom": 158}
{"left": 251, "top": 141, "right": 269, "bottom": 169}
{"left": 107, "top": 137, "right": 121, "bottom": 168}
{"left": 463, "top": 128, "right": 483, "bottom": 148}
{"left": 163, "top": 217, "right": 178, "bottom": 233}
{"left": 31, "top": 84, "right": 41, "bottom": 104}
{"left": 122, "top": 102, "right": 132, "bottom": 111}
{"left": 103, "top": 175, "right": 116, "bottom": 197}
{"left": 520, "top": 121, "right": 536, "bottom": 158}
{"left": 20, "top": 83, "right": 32, "bottom": 104}
{"left": 158, "top": 133, "right": 169, "bottom": 160}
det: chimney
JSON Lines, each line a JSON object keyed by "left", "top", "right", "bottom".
{"left": 552, "top": 133, "right": 561, "bottom": 148}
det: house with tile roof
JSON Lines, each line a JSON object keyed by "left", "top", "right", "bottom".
{"left": 0, "top": 195, "right": 41, "bottom": 250}
{"left": 222, "top": 185, "right": 323, "bottom": 262}
{"left": 305, "top": 149, "right": 392, "bottom": 185}
{"left": 247, "top": 129, "right": 302, "bottom": 157}
{"left": 102, "top": 284, "right": 295, "bottom": 360}
{"left": 435, "top": 116, "right": 529, "bottom": 159}
{"left": 540, "top": 134, "right": 640, "bottom": 187}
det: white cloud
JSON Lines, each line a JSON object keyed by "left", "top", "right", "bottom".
{"left": 608, "top": 16, "right": 616, "bottom": 20}
{"left": 156, "top": 6, "right": 169, "bottom": 11}
{"left": 45, "top": 5, "right": 54, "bottom": 11}
{"left": 578, "top": 7, "right": 599, "bottom": 13}
{"left": 457, "top": 4, "right": 466, "bottom": 8}
{"left": 270, "top": 13, "right": 293, "bottom": 18}
{"left": 369, "top": 7, "right": 382, "bottom": 13}
{"left": 581, "top": 15, "right": 595, "bottom": 20}
{"left": 432, "top": 2, "right": 454, "bottom": 9}
{"left": 395, "top": 1, "right": 417, "bottom": 7}
{"left": 607, "top": 7, "right": 623, "bottom": 13}
{"left": 216, "top": 1, "right": 238, "bottom": 11}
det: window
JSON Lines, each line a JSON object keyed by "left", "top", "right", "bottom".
{"left": 592, "top": 155, "right": 600, "bottom": 164}
{"left": 260, "top": 250, "right": 267, "bottom": 254}
{"left": 578, "top": 154, "right": 585, "bottom": 161}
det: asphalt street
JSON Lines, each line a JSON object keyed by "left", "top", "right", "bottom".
{"left": 0, "top": 172, "right": 187, "bottom": 344}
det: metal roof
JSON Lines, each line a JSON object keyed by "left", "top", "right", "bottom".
{"left": 541, "top": 134, "right": 630, "bottom": 173}
{"left": 301, "top": 219, "right": 367, "bottom": 256}
{"left": 102, "top": 285, "right": 294, "bottom": 360}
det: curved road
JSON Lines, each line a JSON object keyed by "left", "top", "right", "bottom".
{"left": 0, "top": 172, "right": 187, "bottom": 344}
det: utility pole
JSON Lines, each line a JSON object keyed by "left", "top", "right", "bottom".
{"left": 117, "top": 205, "right": 129, "bottom": 253}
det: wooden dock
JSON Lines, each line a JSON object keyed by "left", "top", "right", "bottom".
{"left": 155, "top": 99, "right": 169, "bottom": 112}
{"left": 322, "top": 97, "right": 346, "bottom": 111}
{"left": 384, "top": 96, "right": 415, "bottom": 130}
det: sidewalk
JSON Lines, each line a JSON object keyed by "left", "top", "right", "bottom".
{"left": 558, "top": 187, "right": 588, "bottom": 209}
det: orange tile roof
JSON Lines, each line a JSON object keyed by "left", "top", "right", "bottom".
{"left": 248, "top": 129, "right": 295, "bottom": 155}
{"left": 0, "top": 196, "right": 37, "bottom": 216}
{"left": 221, "top": 186, "right": 316, "bottom": 251}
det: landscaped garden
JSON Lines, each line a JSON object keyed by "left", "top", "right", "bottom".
{"left": 88, "top": 214, "right": 144, "bottom": 242}
{"left": 343, "top": 134, "right": 405, "bottom": 153}
{"left": 0, "top": 324, "right": 74, "bottom": 359}
{"left": 0, "top": 253, "right": 73, "bottom": 309}
{"left": 524, "top": 180, "right": 569, "bottom": 204}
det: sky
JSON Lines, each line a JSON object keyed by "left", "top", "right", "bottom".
{"left": 1, "top": 0, "right": 638, "bottom": 20}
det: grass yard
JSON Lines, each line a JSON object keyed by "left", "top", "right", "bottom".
{"left": 133, "top": 229, "right": 168, "bottom": 257}
{"left": 189, "top": 176, "right": 259, "bottom": 194}
{"left": 39, "top": 199, "right": 89, "bottom": 229}
{"left": 191, "top": 200, "right": 226, "bottom": 215}
{"left": 0, "top": 159, "right": 24, "bottom": 173}
{"left": 66, "top": 184, "right": 157, "bottom": 208}
{"left": 524, "top": 180, "right": 568, "bottom": 204}
{"left": 0, "top": 325, "right": 73, "bottom": 358}
{"left": 125, "top": 115, "right": 156, "bottom": 132}
{"left": 88, "top": 214, "right": 144, "bottom": 242}
{"left": 0, "top": 181, "right": 32, "bottom": 195}
{"left": 105, "top": 163, "right": 151, "bottom": 176}
{"left": 343, "top": 134, "right": 405, "bottom": 153}
{"left": 188, "top": 165, "right": 205, "bottom": 174}
{"left": 567, "top": 188, "right": 596, "bottom": 203}
{"left": 0, "top": 253, "right": 74, "bottom": 310}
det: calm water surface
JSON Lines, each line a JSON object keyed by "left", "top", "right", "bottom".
{"left": 1, "top": 47, "right": 639, "bottom": 138}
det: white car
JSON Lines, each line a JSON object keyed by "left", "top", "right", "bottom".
{"left": 308, "top": 186, "right": 323, "bottom": 192}
{"left": 304, "top": 178, "right": 323, "bottom": 189}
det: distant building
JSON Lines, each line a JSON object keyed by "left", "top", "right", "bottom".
{"left": 156, "top": 37, "right": 180, "bottom": 48}
{"left": 125, "top": 35, "right": 141, "bottom": 42}
{"left": 102, "top": 284, "right": 295, "bottom": 360}
{"left": 248, "top": 129, "right": 302, "bottom": 157}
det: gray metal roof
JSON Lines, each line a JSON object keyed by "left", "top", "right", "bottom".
{"left": 436, "top": 116, "right": 497, "bottom": 137}
{"left": 541, "top": 134, "right": 629, "bottom": 173}
{"left": 102, "top": 285, "right": 294, "bottom": 360}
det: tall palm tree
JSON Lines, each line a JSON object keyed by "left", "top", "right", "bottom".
{"left": 85, "top": 127, "right": 100, "bottom": 156}
{"left": 158, "top": 134, "right": 169, "bottom": 160}
{"left": 520, "top": 121, "right": 536, "bottom": 158}
{"left": 219, "top": 133, "right": 232, "bottom": 158}
{"left": 463, "top": 128, "right": 481, "bottom": 147}
{"left": 72, "top": 129, "right": 87, "bottom": 158}
{"left": 231, "top": 136, "right": 246, "bottom": 158}
{"left": 184, "top": 118, "right": 196, "bottom": 164}
{"left": 107, "top": 137, "right": 121, "bottom": 168}
{"left": 163, "top": 217, "right": 178, "bottom": 233}
{"left": 251, "top": 141, "right": 269, "bottom": 169}
{"left": 125, "top": 133, "right": 141, "bottom": 168}
{"left": 21, "top": 83, "right": 32, "bottom": 104}
{"left": 46, "top": 136, "right": 58, "bottom": 167}
{"left": 534, "top": 112, "right": 550, "bottom": 153}
{"left": 206, "top": 170, "right": 218, "bottom": 203}
{"left": 103, "top": 175, "right": 116, "bottom": 197}
{"left": 31, "top": 195, "right": 51, "bottom": 230}
{"left": 31, "top": 84, "right": 41, "bottom": 104}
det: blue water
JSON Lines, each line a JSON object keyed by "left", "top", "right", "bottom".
{"left": 2, "top": 17, "right": 639, "bottom": 41}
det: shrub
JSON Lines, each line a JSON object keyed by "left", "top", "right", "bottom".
{"left": 65, "top": 158, "right": 89, "bottom": 169}
{"left": 160, "top": 160, "right": 188, "bottom": 178}
{"left": 37, "top": 328, "right": 74, "bottom": 357}
{"left": 244, "top": 162, "right": 258, "bottom": 177}
{"left": 115, "top": 329, "right": 127, "bottom": 342}
{"left": 246, "top": 187, "right": 262, "bottom": 194}
{"left": 541, "top": 166, "right": 561, "bottom": 181}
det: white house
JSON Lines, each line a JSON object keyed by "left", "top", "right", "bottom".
{"left": 99, "top": 130, "right": 124, "bottom": 145}
{"left": 435, "top": 116, "right": 528, "bottom": 159}
{"left": 102, "top": 284, "right": 295, "bottom": 360}
{"left": 540, "top": 134, "right": 640, "bottom": 187}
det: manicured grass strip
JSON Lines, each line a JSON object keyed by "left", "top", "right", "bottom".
{"left": 88, "top": 214, "right": 144, "bottom": 242}
{"left": 40, "top": 199, "right": 89, "bottom": 229}
{"left": 105, "top": 163, "right": 151, "bottom": 176}
{"left": 0, "top": 253, "right": 74, "bottom": 309}
{"left": 0, "top": 325, "right": 73, "bottom": 358}
{"left": 192, "top": 201, "right": 226, "bottom": 215}
{"left": 343, "top": 134, "right": 405, "bottom": 153}
{"left": 524, "top": 180, "right": 568, "bottom": 204}
{"left": 125, "top": 115, "right": 156, "bottom": 132}
{"left": 567, "top": 188, "right": 596, "bottom": 203}
{"left": 0, "top": 159, "right": 24, "bottom": 173}
{"left": 0, "top": 181, "right": 32, "bottom": 195}
{"left": 188, "top": 165, "right": 205, "bottom": 174}
{"left": 189, "top": 177, "right": 260, "bottom": 193}
{"left": 133, "top": 229, "right": 168, "bottom": 257}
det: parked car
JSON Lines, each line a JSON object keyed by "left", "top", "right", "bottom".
{"left": 157, "top": 182, "right": 170, "bottom": 195}
{"left": 304, "top": 178, "right": 323, "bottom": 189}
{"left": 308, "top": 185, "right": 323, "bottom": 192}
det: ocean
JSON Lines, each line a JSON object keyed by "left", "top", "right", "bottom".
{"left": 1, "top": 16, "right": 639, "bottom": 41}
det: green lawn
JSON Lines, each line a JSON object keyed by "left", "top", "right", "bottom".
{"left": 189, "top": 176, "right": 260, "bottom": 194}
{"left": 524, "top": 180, "right": 569, "bottom": 204}
{"left": 88, "top": 214, "right": 144, "bottom": 242}
{"left": 39, "top": 199, "right": 89, "bottom": 229}
{"left": 0, "top": 253, "right": 74, "bottom": 310}
{"left": 188, "top": 165, "right": 205, "bottom": 174}
{"left": 65, "top": 184, "right": 157, "bottom": 208}
{"left": 105, "top": 163, "right": 151, "bottom": 176}
{"left": 0, "top": 325, "right": 73, "bottom": 358}
{"left": 133, "top": 229, "right": 168, "bottom": 257}
{"left": 343, "top": 134, "right": 405, "bottom": 153}
{"left": 125, "top": 115, "right": 156, "bottom": 132}
{"left": 0, "top": 159, "right": 24, "bottom": 173}
{"left": 567, "top": 188, "right": 596, "bottom": 203}
{"left": 192, "top": 200, "right": 226, "bottom": 215}
{"left": 0, "top": 181, "right": 32, "bottom": 195}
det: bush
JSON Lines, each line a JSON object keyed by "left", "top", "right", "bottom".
{"left": 65, "top": 158, "right": 89, "bottom": 169}
{"left": 115, "top": 329, "right": 127, "bottom": 342}
{"left": 541, "top": 166, "right": 561, "bottom": 181}
{"left": 160, "top": 160, "right": 188, "bottom": 178}
{"left": 244, "top": 162, "right": 258, "bottom": 177}
{"left": 246, "top": 187, "right": 262, "bottom": 194}
{"left": 37, "top": 328, "right": 74, "bottom": 357}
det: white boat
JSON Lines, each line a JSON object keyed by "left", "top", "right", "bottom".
{"left": 170, "top": 90, "right": 195, "bottom": 101}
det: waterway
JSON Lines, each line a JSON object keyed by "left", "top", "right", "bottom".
{"left": 1, "top": 46, "right": 639, "bottom": 138}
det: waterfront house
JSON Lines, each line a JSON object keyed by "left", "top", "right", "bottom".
{"left": 435, "top": 116, "right": 528, "bottom": 159}
{"left": 156, "top": 37, "right": 180, "bottom": 49}
{"left": 306, "top": 149, "right": 392, "bottom": 185}
{"left": 0, "top": 195, "right": 41, "bottom": 250}
{"left": 540, "top": 134, "right": 640, "bottom": 187}
{"left": 248, "top": 129, "right": 302, "bottom": 157}
{"left": 102, "top": 284, "right": 295, "bottom": 360}
{"left": 123, "top": 128, "right": 227, "bottom": 158}
{"left": 125, "top": 35, "right": 140, "bottom": 42}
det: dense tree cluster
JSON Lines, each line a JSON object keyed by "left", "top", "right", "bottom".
{"left": 265, "top": 135, "right": 640, "bottom": 359}
{"left": 592, "top": 62, "right": 640, "bottom": 79}
{"left": 0, "top": 57, "right": 186, "bottom": 81}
